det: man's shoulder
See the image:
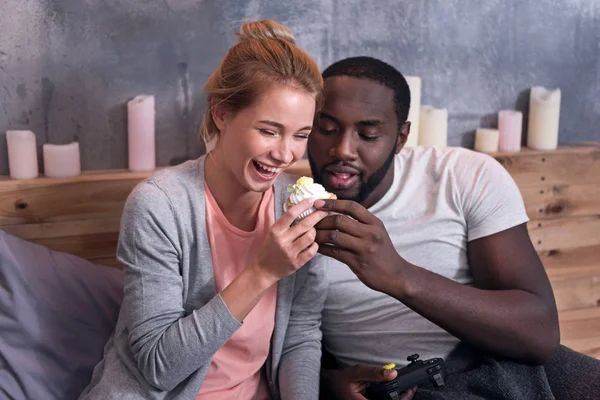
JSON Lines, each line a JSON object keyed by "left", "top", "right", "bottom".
{"left": 400, "top": 146, "right": 494, "bottom": 168}
{"left": 399, "top": 146, "right": 505, "bottom": 185}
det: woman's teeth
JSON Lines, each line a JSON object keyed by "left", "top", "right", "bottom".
{"left": 255, "top": 161, "right": 281, "bottom": 174}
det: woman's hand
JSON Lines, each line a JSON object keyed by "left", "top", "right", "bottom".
{"left": 250, "top": 198, "right": 328, "bottom": 283}
{"left": 221, "top": 198, "right": 327, "bottom": 322}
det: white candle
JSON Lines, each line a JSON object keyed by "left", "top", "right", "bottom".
{"left": 128, "top": 95, "right": 156, "bottom": 172}
{"left": 404, "top": 76, "right": 421, "bottom": 147}
{"left": 6, "top": 130, "right": 39, "bottom": 180}
{"left": 498, "top": 110, "right": 523, "bottom": 153}
{"left": 418, "top": 106, "right": 448, "bottom": 147}
{"left": 43, "top": 142, "right": 81, "bottom": 178}
{"left": 474, "top": 128, "right": 499, "bottom": 153}
{"left": 527, "top": 87, "right": 561, "bottom": 150}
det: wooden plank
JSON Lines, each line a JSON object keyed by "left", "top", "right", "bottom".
{"left": 520, "top": 183, "right": 600, "bottom": 220}
{"left": 29, "top": 232, "right": 119, "bottom": 261}
{"left": 1, "top": 218, "right": 121, "bottom": 240}
{"left": 285, "top": 160, "right": 311, "bottom": 177}
{"left": 541, "top": 245, "right": 600, "bottom": 281}
{"left": 0, "top": 178, "right": 141, "bottom": 226}
{"left": 551, "top": 275, "right": 600, "bottom": 312}
{"left": 559, "top": 307, "right": 600, "bottom": 358}
{"left": 528, "top": 216, "right": 600, "bottom": 252}
{"left": 493, "top": 144, "right": 600, "bottom": 186}
{"left": 561, "top": 338, "right": 600, "bottom": 359}
{"left": 559, "top": 307, "right": 600, "bottom": 340}
{"left": 0, "top": 168, "right": 155, "bottom": 185}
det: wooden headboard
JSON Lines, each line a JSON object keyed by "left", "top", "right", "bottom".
{"left": 1, "top": 143, "right": 599, "bottom": 357}
{"left": 0, "top": 169, "right": 152, "bottom": 268}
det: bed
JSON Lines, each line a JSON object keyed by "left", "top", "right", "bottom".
{"left": 0, "top": 144, "right": 598, "bottom": 398}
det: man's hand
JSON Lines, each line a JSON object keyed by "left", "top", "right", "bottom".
{"left": 323, "top": 365, "right": 416, "bottom": 400}
{"left": 314, "top": 199, "right": 410, "bottom": 296}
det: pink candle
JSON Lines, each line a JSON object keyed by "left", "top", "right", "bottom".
{"left": 43, "top": 142, "right": 81, "bottom": 178}
{"left": 127, "top": 95, "right": 156, "bottom": 172}
{"left": 6, "top": 130, "right": 39, "bottom": 180}
{"left": 498, "top": 110, "right": 523, "bottom": 153}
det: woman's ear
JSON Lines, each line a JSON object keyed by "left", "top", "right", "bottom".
{"left": 211, "top": 102, "right": 228, "bottom": 131}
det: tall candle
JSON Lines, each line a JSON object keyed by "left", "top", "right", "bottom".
{"left": 418, "top": 106, "right": 448, "bottom": 147}
{"left": 404, "top": 76, "right": 421, "bottom": 147}
{"left": 6, "top": 130, "right": 39, "bottom": 180}
{"left": 128, "top": 95, "right": 156, "bottom": 172}
{"left": 43, "top": 142, "right": 81, "bottom": 178}
{"left": 527, "top": 87, "right": 561, "bottom": 150}
{"left": 498, "top": 110, "right": 523, "bottom": 153}
{"left": 474, "top": 128, "right": 499, "bottom": 153}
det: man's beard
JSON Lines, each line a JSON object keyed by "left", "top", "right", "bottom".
{"left": 308, "top": 141, "right": 397, "bottom": 205}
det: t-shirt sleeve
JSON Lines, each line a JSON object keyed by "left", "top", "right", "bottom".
{"left": 456, "top": 151, "right": 530, "bottom": 242}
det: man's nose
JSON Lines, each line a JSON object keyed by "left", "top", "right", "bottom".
{"left": 329, "top": 132, "right": 358, "bottom": 161}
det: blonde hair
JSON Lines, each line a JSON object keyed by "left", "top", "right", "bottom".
{"left": 199, "top": 20, "right": 323, "bottom": 147}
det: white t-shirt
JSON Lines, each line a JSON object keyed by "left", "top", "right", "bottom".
{"left": 320, "top": 146, "right": 530, "bottom": 368}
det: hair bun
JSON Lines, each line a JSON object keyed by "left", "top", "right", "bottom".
{"left": 237, "top": 20, "right": 296, "bottom": 45}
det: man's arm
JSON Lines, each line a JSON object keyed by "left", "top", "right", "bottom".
{"left": 398, "top": 222, "right": 560, "bottom": 364}
{"left": 314, "top": 200, "right": 560, "bottom": 365}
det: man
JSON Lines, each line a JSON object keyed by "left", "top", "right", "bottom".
{"left": 307, "top": 56, "right": 599, "bottom": 399}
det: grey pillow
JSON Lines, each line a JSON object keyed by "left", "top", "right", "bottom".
{"left": 0, "top": 231, "right": 123, "bottom": 400}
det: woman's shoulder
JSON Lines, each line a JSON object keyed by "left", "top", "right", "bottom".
{"left": 126, "top": 157, "right": 205, "bottom": 213}
{"left": 148, "top": 157, "right": 204, "bottom": 191}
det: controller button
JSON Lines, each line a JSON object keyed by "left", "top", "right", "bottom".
{"left": 432, "top": 372, "right": 445, "bottom": 387}
{"left": 426, "top": 366, "right": 435, "bottom": 373}
{"left": 427, "top": 365, "right": 442, "bottom": 373}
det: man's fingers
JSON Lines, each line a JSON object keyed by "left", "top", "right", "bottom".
{"left": 315, "top": 213, "right": 363, "bottom": 237}
{"left": 346, "top": 393, "right": 367, "bottom": 400}
{"left": 317, "top": 244, "right": 354, "bottom": 265}
{"left": 399, "top": 386, "right": 417, "bottom": 400}
{"left": 314, "top": 199, "right": 373, "bottom": 224}
{"left": 351, "top": 364, "right": 398, "bottom": 383}
{"left": 315, "top": 229, "right": 361, "bottom": 252}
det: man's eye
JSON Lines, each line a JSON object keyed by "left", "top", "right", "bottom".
{"left": 294, "top": 134, "right": 310, "bottom": 139}
{"left": 360, "top": 135, "right": 379, "bottom": 141}
{"left": 319, "top": 127, "right": 337, "bottom": 134}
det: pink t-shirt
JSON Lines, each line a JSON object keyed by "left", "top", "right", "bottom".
{"left": 196, "top": 184, "right": 278, "bottom": 400}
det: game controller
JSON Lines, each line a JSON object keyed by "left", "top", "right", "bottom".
{"left": 363, "top": 354, "right": 447, "bottom": 400}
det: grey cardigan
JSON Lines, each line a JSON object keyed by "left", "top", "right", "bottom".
{"left": 79, "top": 157, "right": 327, "bottom": 400}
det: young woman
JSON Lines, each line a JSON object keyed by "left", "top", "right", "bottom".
{"left": 80, "top": 20, "right": 326, "bottom": 400}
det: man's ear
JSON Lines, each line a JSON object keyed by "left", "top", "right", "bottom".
{"left": 396, "top": 121, "right": 411, "bottom": 153}
{"left": 211, "top": 102, "right": 228, "bottom": 131}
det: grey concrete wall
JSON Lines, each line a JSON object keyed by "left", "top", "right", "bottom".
{"left": 1, "top": 0, "right": 599, "bottom": 175}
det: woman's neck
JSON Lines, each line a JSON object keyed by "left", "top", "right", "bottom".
{"left": 204, "top": 152, "right": 264, "bottom": 232}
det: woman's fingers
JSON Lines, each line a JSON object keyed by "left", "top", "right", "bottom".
{"left": 276, "top": 198, "right": 316, "bottom": 229}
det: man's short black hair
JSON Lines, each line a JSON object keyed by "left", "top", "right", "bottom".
{"left": 322, "top": 56, "right": 411, "bottom": 126}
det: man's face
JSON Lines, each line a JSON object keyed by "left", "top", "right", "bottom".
{"left": 308, "top": 76, "right": 409, "bottom": 208}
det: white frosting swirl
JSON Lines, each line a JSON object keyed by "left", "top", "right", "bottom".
{"left": 285, "top": 182, "right": 330, "bottom": 211}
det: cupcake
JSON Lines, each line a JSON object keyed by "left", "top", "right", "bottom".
{"left": 285, "top": 176, "right": 337, "bottom": 220}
